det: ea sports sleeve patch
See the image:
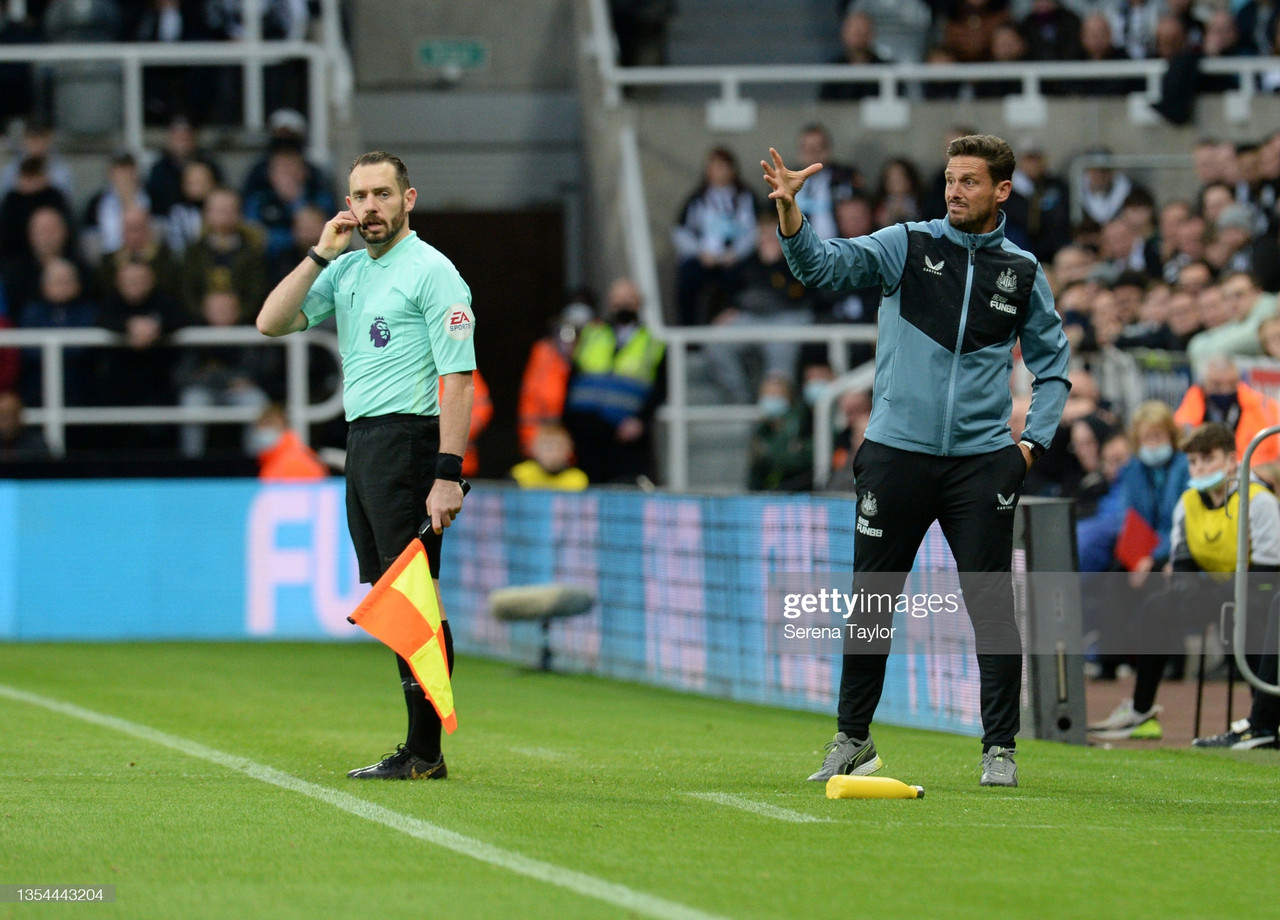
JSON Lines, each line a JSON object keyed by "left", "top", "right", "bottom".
{"left": 445, "top": 304, "right": 474, "bottom": 341}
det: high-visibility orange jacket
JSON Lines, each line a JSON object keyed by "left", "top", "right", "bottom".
{"left": 1174, "top": 381, "right": 1280, "bottom": 465}
{"left": 517, "top": 337, "right": 571, "bottom": 456}
{"left": 258, "top": 430, "right": 328, "bottom": 481}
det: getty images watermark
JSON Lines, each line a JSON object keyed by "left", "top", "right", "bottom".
{"left": 768, "top": 572, "right": 974, "bottom": 656}
{"left": 780, "top": 586, "right": 961, "bottom": 639}
{"left": 767, "top": 571, "right": 1280, "bottom": 657}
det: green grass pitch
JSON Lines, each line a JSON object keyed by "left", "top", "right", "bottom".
{"left": 2, "top": 642, "right": 1277, "bottom": 920}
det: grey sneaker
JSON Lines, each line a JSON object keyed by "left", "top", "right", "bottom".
{"left": 807, "top": 732, "right": 883, "bottom": 782}
{"left": 980, "top": 746, "right": 1018, "bottom": 787}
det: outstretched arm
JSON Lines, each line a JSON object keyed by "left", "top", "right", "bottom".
{"left": 257, "top": 209, "right": 358, "bottom": 336}
{"left": 761, "top": 147, "right": 823, "bottom": 237}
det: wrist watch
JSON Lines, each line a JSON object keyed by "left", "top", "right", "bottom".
{"left": 1019, "top": 439, "right": 1045, "bottom": 461}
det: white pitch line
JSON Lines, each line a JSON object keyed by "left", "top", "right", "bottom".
{"left": 686, "top": 792, "right": 833, "bottom": 824}
{"left": 0, "top": 683, "right": 731, "bottom": 920}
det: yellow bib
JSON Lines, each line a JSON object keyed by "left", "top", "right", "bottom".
{"left": 1182, "top": 482, "right": 1267, "bottom": 574}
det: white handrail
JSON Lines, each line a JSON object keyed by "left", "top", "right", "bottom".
{"left": 0, "top": 326, "right": 344, "bottom": 458}
{"left": 584, "top": 0, "right": 620, "bottom": 107}
{"left": 812, "top": 362, "right": 878, "bottom": 490}
{"left": 0, "top": 33, "right": 348, "bottom": 161}
{"left": 1234, "top": 425, "right": 1280, "bottom": 697}
{"left": 600, "top": 56, "right": 1280, "bottom": 99}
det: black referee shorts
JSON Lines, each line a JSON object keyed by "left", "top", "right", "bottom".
{"left": 345, "top": 413, "right": 443, "bottom": 584}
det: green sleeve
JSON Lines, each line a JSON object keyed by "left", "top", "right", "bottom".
{"left": 421, "top": 259, "right": 477, "bottom": 374}
{"left": 301, "top": 262, "right": 338, "bottom": 328}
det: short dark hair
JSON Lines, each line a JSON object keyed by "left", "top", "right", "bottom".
{"left": 1182, "top": 422, "right": 1236, "bottom": 458}
{"left": 350, "top": 151, "right": 410, "bottom": 192}
{"left": 945, "top": 134, "right": 1016, "bottom": 185}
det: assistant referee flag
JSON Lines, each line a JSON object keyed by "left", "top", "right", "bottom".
{"left": 348, "top": 538, "right": 457, "bottom": 734}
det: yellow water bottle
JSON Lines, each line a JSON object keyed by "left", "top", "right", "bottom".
{"left": 826, "top": 775, "right": 924, "bottom": 799}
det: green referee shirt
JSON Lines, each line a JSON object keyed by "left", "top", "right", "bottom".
{"left": 301, "top": 231, "right": 476, "bottom": 420}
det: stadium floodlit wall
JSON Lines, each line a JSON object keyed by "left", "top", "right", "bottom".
{"left": 0, "top": 479, "right": 1079, "bottom": 739}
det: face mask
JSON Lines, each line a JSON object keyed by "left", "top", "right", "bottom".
{"left": 1188, "top": 470, "right": 1227, "bottom": 492}
{"left": 250, "top": 427, "right": 284, "bottom": 455}
{"left": 803, "top": 381, "right": 828, "bottom": 406}
{"left": 1137, "top": 444, "right": 1172, "bottom": 467}
{"left": 758, "top": 395, "right": 790, "bottom": 418}
{"left": 1208, "top": 393, "right": 1238, "bottom": 415}
{"left": 611, "top": 309, "right": 639, "bottom": 326}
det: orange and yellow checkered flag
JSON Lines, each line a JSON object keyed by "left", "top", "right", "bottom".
{"left": 347, "top": 537, "right": 456, "bottom": 734}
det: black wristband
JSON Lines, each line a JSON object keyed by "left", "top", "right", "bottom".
{"left": 306, "top": 247, "right": 331, "bottom": 269}
{"left": 435, "top": 452, "right": 464, "bottom": 482}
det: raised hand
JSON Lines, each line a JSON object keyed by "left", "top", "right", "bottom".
{"left": 762, "top": 148, "right": 823, "bottom": 236}
{"left": 761, "top": 147, "right": 823, "bottom": 207}
{"left": 316, "top": 209, "right": 359, "bottom": 260}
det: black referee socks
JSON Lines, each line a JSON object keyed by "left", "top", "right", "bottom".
{"left": 398, "top": 620, "right": 455, "bottom": 762}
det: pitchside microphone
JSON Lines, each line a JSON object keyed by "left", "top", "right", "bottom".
{"left": 826, "top": 775, "right": 924, "bottom": 799}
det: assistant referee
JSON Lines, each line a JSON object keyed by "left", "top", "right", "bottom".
{"left": 257, "top": 151, "right": 476, "bottom": 780}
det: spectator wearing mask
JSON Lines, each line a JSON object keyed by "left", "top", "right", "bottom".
{"left": 747, "top": 375, "right": 813, "bottom": 492}
{"left": 1175, "top": 353, "right": 1280, "bottom": 465}
{"left": 252, "top": 403, "right": 328, "bottom": 481}
{"left": 517, "top": 295, "right": 594, "bottom": 456}
{"left": 563, "top": 278, "right": 666, "bottom": 484}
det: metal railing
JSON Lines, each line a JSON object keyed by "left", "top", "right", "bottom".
{"left": 811, "top": 362, "right": 877, "bottom": 490}
{"left": 0, "top": 326, "right": 343, "bottom": 457}
{"left": 0, "top": 0, "right": 352, "bottom": 160}
{"left": 1234, "top": 425, "right": 1280, "bottom": 697}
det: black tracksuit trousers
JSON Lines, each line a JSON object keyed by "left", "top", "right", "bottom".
{"left": 839, "top": 440, "right": 1028, "bottom": 749}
